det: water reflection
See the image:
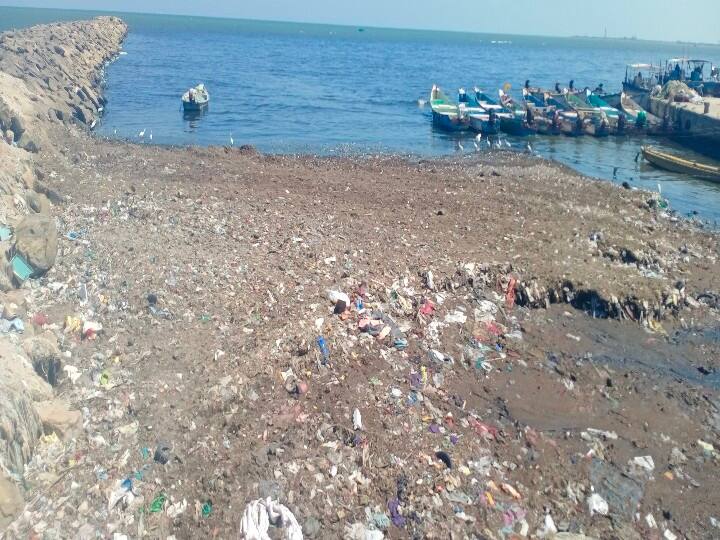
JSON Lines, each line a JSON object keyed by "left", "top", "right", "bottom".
{"left": 183, "top": 106, "right": 208, "bottom": 129}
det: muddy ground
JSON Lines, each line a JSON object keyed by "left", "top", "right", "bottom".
{"left": 4, "top": 131, "right": 720, "bottom": 539}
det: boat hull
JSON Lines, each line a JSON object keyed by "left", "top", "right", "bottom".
{"left": 432, "top": 110, "right": 469, "bottom": 132}
{"left": 469, "top": 115, "right": 500, "bottom": 134}
{"left": 500, "top": 116, "right": 536, "bottom": 135}
{"left": 642, "top": 146, "right": 720, "bottom": 180}
{"left": 182, "top": 101, "right": 208, "bottom": 112}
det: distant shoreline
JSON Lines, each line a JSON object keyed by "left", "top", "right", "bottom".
{"left": 1, "top": 4, "right": 718, "bottom": 48}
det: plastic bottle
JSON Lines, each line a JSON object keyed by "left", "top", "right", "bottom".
{"left": 316, "top": 336, "right": 330, "bottom": 364}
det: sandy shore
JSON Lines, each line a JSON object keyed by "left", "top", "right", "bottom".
{"left": 2, "top": 17, "right": 720, "bottom": 540}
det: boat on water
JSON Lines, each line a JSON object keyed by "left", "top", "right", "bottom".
{"left": 475, "top": 88, "right": 535, "bottom": 135}
{"left": 641, "top": 146, "right": 720, "bottom": 180}
{"left": 182, "top": 83, "right": 209, "bottom": 111}
{"left": 429, "top": 85, "right": 470, "bottom": 131}
{"left": 460, "top": 88, "right": 501, "bottom": 134}
{"left": 602, "top": 91, "right": 661, "bottom": 131}
{"left": 619, "top": 63, "right": 663, "bottom": 109}
{"left": 498, "top": 90, "right": 538, "bottom": 135}
{"left": 561, "top": 92, "right": 612, "bottom": 136}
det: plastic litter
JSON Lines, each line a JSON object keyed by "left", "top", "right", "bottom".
{"left": 10, "top": 253, "right": 33, "bottom": 282}
{"left": 316, "top": 336, "right": 330, "bottom": 365}
{"left": 149, "top": 492, "right": 167, "bottom": 513}
{"left": 353, "top": 408, "right": 362, "bottom": 431}
{"left": 239, "top": 497, "right": 303, "bottom": 540}
{"left": 587, "top": 493, "right": 609, "bottom": 516}
{"left": 154, "top": 442, "right": 171, "bottom": 465}
{"left": 629, "top": 455, "right": 655, "bottom": 473}
{"left": 0, "top": 317, "right": 24, "bottom": 333}
{"left": 344, "top": 522, "right": 384, "bottom": 540}
{"left": 82, "top": 320, "right": 102, "bottom": 339}
{"left": 167, "top": 499, "right": 187, "bottom": 518}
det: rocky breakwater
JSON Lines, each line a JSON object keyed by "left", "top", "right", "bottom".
{"left": 0, "top": 16, "right": 128, "bottom": 151}
{"left": 0, "top": 17, "right": 127, "bottom": 529}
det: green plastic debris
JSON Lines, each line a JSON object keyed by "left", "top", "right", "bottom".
{"left": 199, "top": 314, "right": 211, "bottom": 323}
{"left": 201, "top": 501, "right": 212, "bottom": 518}
{"left": 0, "top": 226, "right": 12, "bottom": 242}
{"left": 99, "top": 371, "right": 110, "bottom": 386}
{"left": 10, "top": 253, "right": 33, "bottom": 282}
{"left": 149, "top": 493, "right": 167, "bottom": 513}
{"left": 141, "top": 447, "right": 150, "bottom": 460}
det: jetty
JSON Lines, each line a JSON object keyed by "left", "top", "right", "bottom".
{"left": 649, "top": 94, "right": 720, "bottom": 151}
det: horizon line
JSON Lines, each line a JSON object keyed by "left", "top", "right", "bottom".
{"left": 1, "top": 3, "right": 719, "bottom": 47}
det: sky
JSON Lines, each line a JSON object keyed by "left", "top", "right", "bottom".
{"left": 4, "top": 0, "right": 720, "bottom": 43}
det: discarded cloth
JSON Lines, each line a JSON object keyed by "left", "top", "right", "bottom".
{"left": 239, "top": 497, "right": 303, "bottom": 540}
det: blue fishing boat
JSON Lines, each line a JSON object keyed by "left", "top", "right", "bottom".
{"left": 470, "top": 88, "right": 532, "bottom": 135}
{"left": 182, "top": 83, "right": 209, "bottom": 112}
{"left": 429, "top": 85, "right": 470, "bottom": 131}
{"left": 459, "top": 88, "right": 500, "bottom": 134}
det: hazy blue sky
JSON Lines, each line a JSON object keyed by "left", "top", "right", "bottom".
{"left": 4, "top": 0, "right": 720, "bottom": 43}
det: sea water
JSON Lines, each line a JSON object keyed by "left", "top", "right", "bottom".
{"left": 3, "top": 6, "right": 720, "bottom": 222}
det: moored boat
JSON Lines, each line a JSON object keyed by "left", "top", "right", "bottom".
{"left": 461, "top": 88, "right": 502, "bottom": 134}
{"left": 182, "top": 83, "right": 209, "bottom": 111}
{"left": 641, "top": 146, "right": 720, "bottom": 180}
{"left": 429, "top": 85, "right": 470, "bottom": 131}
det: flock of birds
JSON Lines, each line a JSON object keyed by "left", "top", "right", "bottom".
{"left": 456, "top": 133, "right": 534, "bottom": 155}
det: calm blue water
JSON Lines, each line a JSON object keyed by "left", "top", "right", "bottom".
{"left": 3, "top": 6, "right": 720, "bottom": 222}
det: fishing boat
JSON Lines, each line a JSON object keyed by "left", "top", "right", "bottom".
{"left": 586, "top": 92, "right": 636, "bottom": 133}
{"left": 561, "top": 92, "right": 612, "bottom": 136}
{"left": 621, "top": 63, "right": 663, "bottom": 108}
{"left": 182, "top": 84, "right": 209, "bottom": 111}
{"left": 498, "top": 90, "right": 538, "bottom": 135}
{"left": 641, "top": 146, "right": 720, "bottom": 180}
{"left": 475, "top": 88, "right": 535, "bottom": 135}
{"left": 460, "top": 88, "right": 502, "bottom": 134}
{"left": 521, "top": 90, "right": 564, "bottom": 135}
{"left": 429, "top": 85, "right": 470, "bottom": 131}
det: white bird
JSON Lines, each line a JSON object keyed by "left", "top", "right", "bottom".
{"left": 475, "top": 133, "right": 482, "bottom": 142}
{"left": 113, "top": 128, "right": 117, "bottom": 135}
{"left": 504, "top": 139, "right": 511, "bottom": 148}
{"left": 457, "top": 142, "right": 464, "bottom": 152}
{"left": 526, "top": 142, "right": 533, "bottom": 153}
{"left": 230, "top": 133, "right": 234, "bottom": 147}
{"left": 486, "top": 138, "right": 491, "bottom": 147}
{"left": 473, "top": 141, "right": 480, "bottom": 151}
{"left": 138, "top": 128, "right": 146, "bottom": 138}
{"left": 494, "top": 140, "right": 502, "bottom": 149}
{"left": 149, "top": 130, "right": 153, "bottom": 141}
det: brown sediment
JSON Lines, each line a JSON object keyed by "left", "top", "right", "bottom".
{"left": 2, "top": 17, "right": 720, "bottom": 540}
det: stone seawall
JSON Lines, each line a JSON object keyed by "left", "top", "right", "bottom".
{"left": 0, "top": 16, "right": 127, "bottom": 152}
{"left": 0, "top": 17, "right": 126, "bottom": 530}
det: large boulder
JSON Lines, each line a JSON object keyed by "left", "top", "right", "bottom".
{"left": 0, "top": 340, "right": 53, "bottom": 402}
{"left": 14, "top": 214, "right": 57, "bottom": 274}
{"left": 35, "top": 399, "right": 82, "bottom": 440}
{"left": 0, "top": 473, "right": 23, "bottom": 530}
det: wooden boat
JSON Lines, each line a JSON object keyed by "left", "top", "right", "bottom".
{"left": 498, "top": 90, "right": 538, "bottom": 135}
{"left": 477, "top": 88, "right": 535, "bottom": 135}
{"left": 641, "top": 146, "right": 720, "bottom": 180}
{"left": 461, "top": 88, "right": 503, "bottom": 134}
{"left": 586, "top": 93, "right": 635, "bottom": 133}
{"left": 429, "top": 86, "right": 470, "bottom": 132}
{"left": 521, "top": 90, "right": 563, "bottom": 135}
{"left": 182, "top": 83, "right": 209, "bottom": 111}
{"left": 561, "top": 93, "right": 611, "bottom": 136}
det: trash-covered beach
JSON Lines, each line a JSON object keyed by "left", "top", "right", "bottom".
{"left": 2, "top": 17, "right": 720, "bottom": 540}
